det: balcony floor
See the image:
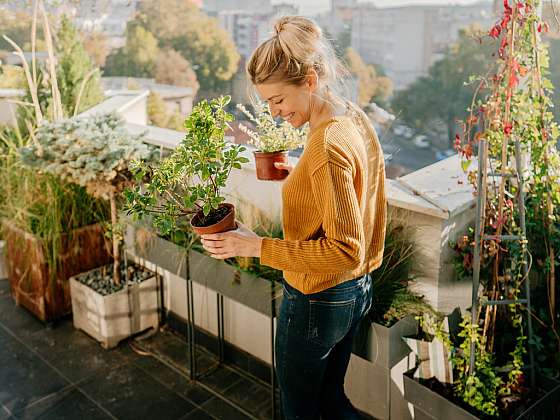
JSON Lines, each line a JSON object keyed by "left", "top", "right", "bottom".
{"left": 0, "top": 279, "right": 276, "bottom": 420}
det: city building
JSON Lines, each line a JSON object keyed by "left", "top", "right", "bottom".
{"left": 351, "top": 2, "right": 494, "bottom": 89}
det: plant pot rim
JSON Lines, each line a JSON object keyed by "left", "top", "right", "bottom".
{"left": 190, "top": 202, "right": 234, "bottom": 228}
{"left": 253, "top": 150, "right": 288, "bottom": 155}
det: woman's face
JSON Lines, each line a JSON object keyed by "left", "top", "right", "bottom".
{"left": 255, "top": 79, "right": 313, "bottom": 128}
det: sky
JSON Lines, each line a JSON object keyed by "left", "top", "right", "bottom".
{"left": 272, "top": 0, "right": 492, "bottom": 16}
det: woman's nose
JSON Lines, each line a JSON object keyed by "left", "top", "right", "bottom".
{"left": 270, "top": 105, "right": 280, "bottom": 118}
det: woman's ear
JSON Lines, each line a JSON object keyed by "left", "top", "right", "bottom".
{"left": 306, "top": 69, "right": 319, "bottom": 92}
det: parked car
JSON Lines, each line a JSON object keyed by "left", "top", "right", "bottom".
{"left": 393, "top": 124, "right": 414, "bottom": 138}
{"left": 412, "top": 134, "right": 430, "bottom": 148}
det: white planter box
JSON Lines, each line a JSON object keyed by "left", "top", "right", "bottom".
{"left": 70, "top": 268, "right": 159, "bottom": 349}
{"left": 0, "top": 240, "right": 6, "bottom": 279}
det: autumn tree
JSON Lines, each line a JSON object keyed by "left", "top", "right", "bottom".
{"left": 155, "top": 48, "right": 199, "bottom": 95}
{"left": 104, "top": 23, "right": 159, "bottom": 78}
{"left": 138, "top": 0, "right": 239, "bottom": 96}
{"left": 345, "top": 47, "right": 393, "bottom": 107}
{"left": 81, "top": 31, "right": 109, "bottom": 67}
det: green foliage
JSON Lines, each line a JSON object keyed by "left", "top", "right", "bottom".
{"left": 20, "top": 113, "right": 152, "bottom": 198}
{"left": 452, "top": 316, "right": 502, "bottom": 417}
{"left": 125, "top": 95, "right": 249, "bottom": 236}
{"left": 0, "top": 124, "right": 108, "bottom": 281}
{"left": 392, "top": 26, "right": 495, "bottom": 143}
{"left": 104, "top": 23, "right": 159, "bottom": 78}
{"left": 138, "top": 0, "right": 240, "bottom": 96}
{"left": 365, "top": 223, "right": 419, "bottom": 325}
{"left": 236, "top": 101, "right": 307, "bottom": 153}
{"left": 56, "top": 16, "right": 104, "bottom": 116}
{"left": 0, "top": 64, "right": 26, "bottom": 88}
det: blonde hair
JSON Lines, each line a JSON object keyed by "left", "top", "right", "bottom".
{"left": 246, "top": 16, "right": 348, "bottom": 97}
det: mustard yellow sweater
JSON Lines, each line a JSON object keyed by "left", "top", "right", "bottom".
{"left": 260, "top": 104, "right": 387, "bottom": 294}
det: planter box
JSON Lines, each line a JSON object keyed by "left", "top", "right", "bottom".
{"left": 70, "top": 267, "right": 159, "bottom": 349}
{"left": 403, "top": 369, "right": 560, "bottom": 420}
{"left": 126, "top": 225, "right": 282, "bottom": 316}
{"left": 3, "top": 222, "right": 111, "bottom": 322}
{"left": 348, "top": 317, "right": 418, "bottom": 419}
{"left": 0, "top": 240, "right": 7, "bottom": 279}
{"left": 353, "top": 316, "right": 418, "bottom": 367}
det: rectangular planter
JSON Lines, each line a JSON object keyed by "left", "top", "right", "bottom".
{"left": 403, "top": 369, "right": 560, "bottom": 420}
{"left": 353, "top": 316, "right": 418, "bottom": 368}
{"left": 348, "top": 317, "right": 418, "bottom": 419}
{"left": 3, "top": 222, "right": 111, "bottom": 322}
{"left": 70, "top": 267, "right": 159, "bottom": 349}
{"left": 126, "top": 225, "right": 282, "bottom": 317}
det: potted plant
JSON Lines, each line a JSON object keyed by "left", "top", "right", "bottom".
{"left": 20, "top": 112, "right": 158, "bottom": 348}
{"left": 237, "top": 100, "right": 306, "bottom": 180}
{"left": 0, "top": 8, "right": 112, "bottom": 322}
{"left": 125, "top": 95, "right": 249, "bottom": 235}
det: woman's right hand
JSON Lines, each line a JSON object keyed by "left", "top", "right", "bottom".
{"left": 274, "top": 162, "right": 294, "bottom": 173}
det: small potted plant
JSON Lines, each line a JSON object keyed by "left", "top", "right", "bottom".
{"left": 20, "top": 112, "right": 158, "bottom": 348}
{"left": 237, "top": 100, "right": 306, "bottom": 180}
{"left": 125, "top": 95, "right": 249, "bottom": 236}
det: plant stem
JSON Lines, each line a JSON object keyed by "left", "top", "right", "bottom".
{"left": 109, "top": 190, "right": 121, "bottom": 285}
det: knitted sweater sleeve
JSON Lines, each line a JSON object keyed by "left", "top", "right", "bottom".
{"left": 259, "top": 147, "right": 365, "bottom": 274}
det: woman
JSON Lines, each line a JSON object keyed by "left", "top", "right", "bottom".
{"left": 201, "top": 15, "right": 387, "bottom": 420}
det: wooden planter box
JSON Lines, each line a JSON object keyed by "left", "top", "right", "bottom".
{"left": 403, "top": 369, "right": 560, "bottom": 420}
{"left": 3, "top": 222, "right": 111, "bottom": 322}
{"left": 126, "top": 225, "right": 282, "bottom": 317}
{"left": 70, "top": 267, "right": 159, "bottom": 349}
{"left": 347, "top": 316, "right": 418, "bottom": 420}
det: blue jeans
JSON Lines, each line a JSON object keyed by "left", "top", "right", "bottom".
{"left": 275, "top": 274, "right": 373, "bottom": 420}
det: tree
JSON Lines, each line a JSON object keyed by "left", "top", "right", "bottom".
{"left": 138, "top": 0, "right": 239, "bottom": 96}
{"left": 56, "top": 16, "right": 104, "bottom": 116}
{"left": 104, "top": 23, "right": 159, "bottom": 78}
{"left": 81, "top": 31, "right": 109, "bottom": 67}
{"left": 345, "top": 47, "right": 393, "bottom": 107}
{"left": 391, "top": 27, "right": 494, "bottom": 144}
{"left": 147, "top": 92, "right": 183, "bottom": 131}
{"left": 154, "top": 48, "right": 199, "bottom": 94}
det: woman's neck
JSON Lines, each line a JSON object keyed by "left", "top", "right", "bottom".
{"left": 308, "top": 93, "right": 347, "bottom": 131}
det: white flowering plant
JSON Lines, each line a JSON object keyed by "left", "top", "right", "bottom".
{"left": 236, "top": 101, "right": 307, "bottom": 153}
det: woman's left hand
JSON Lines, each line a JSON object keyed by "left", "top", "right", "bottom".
{"left": 201, "top": 222, "right": 263, "bottom": 259}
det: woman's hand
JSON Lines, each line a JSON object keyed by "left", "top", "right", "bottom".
{"left": 274, "top": 161, "right": 294, "bottom": 173}
{"left": 201, "top": 222, "right": 263, "bottom": 260}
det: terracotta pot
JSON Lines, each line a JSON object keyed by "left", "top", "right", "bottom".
{"left": 190, "top": 203, "right": 236, "bottom": 235}
{"left": 253, "top": 150, "right": 289, "bottom": 180}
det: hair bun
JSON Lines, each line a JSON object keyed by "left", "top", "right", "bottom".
{"left": 274, "top": 17, "right": 289, "bottom": 36}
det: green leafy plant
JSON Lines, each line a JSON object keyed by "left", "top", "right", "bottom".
{"left": 365, "top": 223, "right": 431, "bottom": 326}
{"left": 236, "top": 101, "right": 307, "bottom": 153}
{"left": 20, "top": 113, "right": 153, "bottom": 285}
{"left": 124, "top": 95, "right": 249, "bottom": 235}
